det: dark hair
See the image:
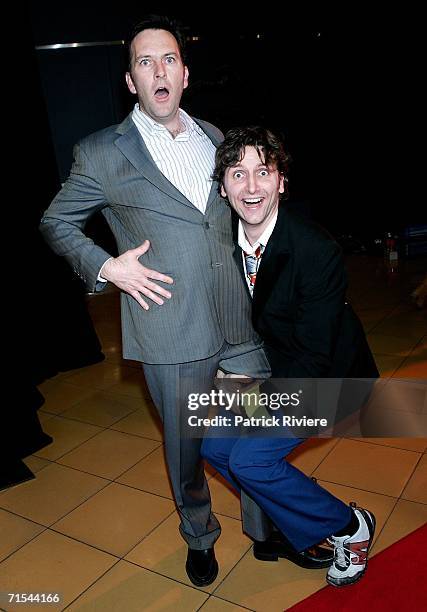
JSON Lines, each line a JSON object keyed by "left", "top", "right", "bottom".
{"left": 127, "top": 15, "right": 187, "bottom": 68}
{"left": 213, "top": 126, "right": 290, "bottom": 199}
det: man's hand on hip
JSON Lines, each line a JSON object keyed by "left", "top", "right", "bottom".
{"left": 101, "top": 240, "right": 173, "bottom": 310}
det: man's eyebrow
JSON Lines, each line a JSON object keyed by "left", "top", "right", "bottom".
{"left": 135, "top": 51, "right": 178, "bottom": 60}
{"left": 231, "top": 163, "right": 268, "bottom": 169}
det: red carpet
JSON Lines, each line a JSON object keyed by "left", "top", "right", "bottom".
{"left": 288, "top": 523, "right": 427, "bottom": 611}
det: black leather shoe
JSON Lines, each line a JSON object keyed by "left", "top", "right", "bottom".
{"left": 186, "top": 548, "right": 219, "bottom": 586}
{"left": 253, "top": 532, "right": 333, "bottom": 569}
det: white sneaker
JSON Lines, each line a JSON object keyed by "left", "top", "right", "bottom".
{"left": 326, "top": 505, "right": 376, "bottom": 587}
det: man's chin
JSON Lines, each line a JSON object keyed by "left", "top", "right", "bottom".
{"left": 241, "top": 214, "right": 263, "bottom": 227}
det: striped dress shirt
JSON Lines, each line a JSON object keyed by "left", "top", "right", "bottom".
{"left": 132, "top": 103, "right": 216, "bottom": 214}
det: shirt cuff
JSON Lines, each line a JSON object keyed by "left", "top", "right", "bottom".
{"left": 97, "top": 257, "right": 113, "bottom": 282}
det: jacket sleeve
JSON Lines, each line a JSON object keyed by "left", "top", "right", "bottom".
{"left": 39, "top": 141, "right": 112, "bottom": 292}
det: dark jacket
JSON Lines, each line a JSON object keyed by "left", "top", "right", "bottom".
{"left": 233, "top": 205, "right": 379, "bottom": 379}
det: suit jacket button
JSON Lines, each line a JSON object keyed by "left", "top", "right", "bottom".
{"left": 204, "top": 221, "right": 210, "bottom": 229}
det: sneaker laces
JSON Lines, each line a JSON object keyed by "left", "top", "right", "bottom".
{"left": 335, "top": 541, "right": 351, "bottom": 570}
{"left": 328, "top": 536, "right": 351, "bottom": 571}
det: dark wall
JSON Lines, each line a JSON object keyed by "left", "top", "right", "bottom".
{"left": 36, "top": 44, "right": 129, "bottom": 181}
{"left": 29, "top": 2, "right": 421, "bottom": 238}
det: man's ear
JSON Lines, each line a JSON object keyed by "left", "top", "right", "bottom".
{"left": 125, "top": 72, "right": 136, "bottom": 94}
{"left": 279, "top": 175, "right": 285, "bottom": 194}
{"left": 220, "top": 184, "right": 227, "bottom": 198}
{"left": 183, "top": 66, "right": 189, "bottom": 90}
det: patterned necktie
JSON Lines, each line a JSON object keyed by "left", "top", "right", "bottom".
{"left": 243, "top": 245, "right": 264, "bottom": 295}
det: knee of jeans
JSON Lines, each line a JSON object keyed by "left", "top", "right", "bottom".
{"left": 228, "top": 448, "right": 255, "bottom": 481}
{"left": 229, "top": 445, "right": 290, "bottom": 483}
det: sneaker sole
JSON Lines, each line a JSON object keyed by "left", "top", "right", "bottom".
{"left": 326, "top": 508, "right": 376, "bottom": 588}
{"left": 326, "top": 561, "right": 369, "bottom": 587}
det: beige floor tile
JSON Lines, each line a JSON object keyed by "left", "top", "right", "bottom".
{"left": 354, "top": 292, "right": 401, "bottom": 312}
{"left": 200, "top": 596, "right": 252, "bottom": 611}
{"left": 53, "top": 482, "right": 175, "bottom": 557}
{"left": 37, "top": 377, "right": 62, "bottom": 396}
{"left": 38, "top": 381, "right": 95, "bottom": 415}
{"left": 0, "top": 509, "right": 45, "bottom": 562}
{"left": 409, "top": 338, "right": 427, "bottom": 357}
{"left": 110, "top": 402, "right": 163, "bottom": 442}
{"left": 372, "top": 354, "right": 406, "bottom": 377}
{"left": 54, "top": 368, "right": 83, "bottom": 380}
{"left": 392, "top": 356, "right": 427, "bottom": 378}
{"left": 367, "top": 333, "right": 420, "bottom": 357}
{"left": 57, "top": 430, "right": 161, "bottom": 480}
{"left": 61, "top": 362, "right": 136, "bottom": 391}
{"left": 108, "top": 370, "right": 152, "bottom": 400}
{"left": 401, "top": 454, "right": 427, "bottom": 504}
{"left": 0, "top": 463, "right": 108, "bottom": 526}
{"left": 286, "top": 438, "right": 340, "bottom": 474}
{"left": 0, "top": 530, "right": 116, "bottom": 612}
{"left": 96, "top": 337, "right": 123, "bottom": 361}
{"left": 372, "top": 316, "right": 427, "bottom": 339}
{"left": 358, "top": 309, "right": 390, "bottom": 333}
{"left": 37, "top": 410, "right": 55, "bottom": 424}
{"left": 117, "top": 446, "right": 173, "bottom": 499}
{"left": 23, "top": 455, "right": 51, "bottom": 474}
{"left": 214, "top": 547, "right": 327, "bottom": 612}
{"left": 126, "top": 513, "right": 251, "bottom": 593}
{"left": 312, "top": 439, "right": 420, "bottom": 497}
{"left": 66, "top": 560, "right": 209, "bottom": 612}
{"left": 34, "top": 416, "right": 103, "bottom": 461}
{"left": 391, "top": 303, "right": 427, "bottom": 323}
{"left": 101, "top": 344, "right": 124, "bottom": 364}
{"left": 98, "top": 341, "right": 123, "bottom": 358}
{"left": 58, "top": 361, "right": 131, "bottom": 382}
{"left": 371, "top": 499, "right": 427, "bottom": 556}
{"left": 316, "top": 480, "right": 397, "bottom": 544}
{"left": 94, "top": 320, "right": 121, "bottom": 336}
{"left": 60, "top": 390, "right": 140, "bottom": 427}
{"left": 123, "top": 359, "right": 143, "bottom": 369}
{"left": 358, "top": 379, "right": 426, "bottom": 437}
{"left": 351, "top": 437, "right": 427, "bottom": 452}
{"left": 209, "top": 474, "right": 241, "bottom": 520}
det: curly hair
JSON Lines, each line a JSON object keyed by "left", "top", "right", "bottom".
{"left": 213, "top": 126, "right": 290, "bottom": 199}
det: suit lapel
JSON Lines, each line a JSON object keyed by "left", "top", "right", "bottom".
{"left": 114, "top": 114, "right": 221, "bottom": 212}
{"left": 194, "top": 118, "right": 223, "bottom": 211}
{"left": 231, "top": 214, "right": 252, "bottom": 298}
{"left": 252, "top": 206, "right": 291, "bottom": 321}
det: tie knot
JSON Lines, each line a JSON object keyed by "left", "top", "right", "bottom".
{"left": 243, "top": 245, "right": 264, "bottom": 293}
{"left": 243, "top": 245, "right": 263, "bottom": 260}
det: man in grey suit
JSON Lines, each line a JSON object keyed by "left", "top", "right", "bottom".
{"left": 40, "top": 15, "right": 270, "bottom": 586}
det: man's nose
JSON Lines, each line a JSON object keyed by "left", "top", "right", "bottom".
{"left": 247, "top": 173, "right": 258, "bottom": 193}
{"left": 154, "top": 61, "right": 166, "bottom": 79}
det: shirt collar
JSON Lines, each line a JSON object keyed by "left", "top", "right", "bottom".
{"left": 237, "top": 210, "right": 278, "bottom": 255}
{"left": 131, "top": 104, "right": 201, "bottom": 140}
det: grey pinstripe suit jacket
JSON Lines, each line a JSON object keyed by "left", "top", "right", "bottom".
{"left": 40, "top": 113, "right": 259, "bottom": 364}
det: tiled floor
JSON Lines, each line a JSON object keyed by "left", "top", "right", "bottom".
{"left": 1, "top": 255, "right": 426, "bottom": 611}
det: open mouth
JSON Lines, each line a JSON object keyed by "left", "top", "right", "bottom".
{"left": 242, "top": 197, "right": 263, "bottom": 207}
{"left": 154, "top": 87, "right": 170, "bottom": 100}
